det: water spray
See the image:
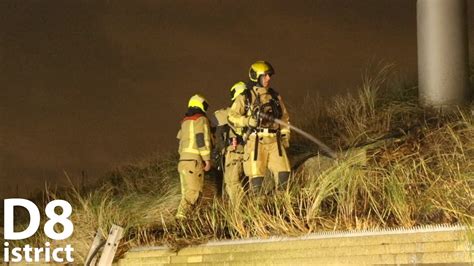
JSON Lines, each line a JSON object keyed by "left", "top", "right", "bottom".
{"left": 260, "top": 113, "right": 338, "bottom": 159}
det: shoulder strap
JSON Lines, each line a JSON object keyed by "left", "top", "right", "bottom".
{"left": 243, "top": 84, "right": 253, "bottom": 113}
{"left": 267, "top": 87, "right": 283, "bottom": 120}
{"left": 268, "top": 87, "right": 280, "bottom": 101}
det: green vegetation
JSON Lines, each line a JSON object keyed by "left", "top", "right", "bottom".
{"left": 3, "top": 65, "right": 473, "bottom": 263}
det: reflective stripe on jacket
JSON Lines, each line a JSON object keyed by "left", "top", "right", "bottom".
{"left": 177, "top": 114, "right": 212, "bottom": 161}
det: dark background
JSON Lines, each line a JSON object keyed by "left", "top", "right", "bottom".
{"left": 1, "top": 0, "right": 473, "bottom": 197}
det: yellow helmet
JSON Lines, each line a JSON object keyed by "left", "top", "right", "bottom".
{"left": 188, "top": 94, "right": 209, "bottom": 112}
{"left": 230, "top": 81, "right": 247, "bottom": 101}
{"left": 249, "top": 60, "right": 275, "bottom": 82}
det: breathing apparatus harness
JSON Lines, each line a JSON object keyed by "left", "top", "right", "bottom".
{"left": 243, "top": 85, "right": 284, "bottom": 160}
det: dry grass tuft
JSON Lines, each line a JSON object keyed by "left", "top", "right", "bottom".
{"left": 8, "top": 64, "right": 474, "bottom": 262}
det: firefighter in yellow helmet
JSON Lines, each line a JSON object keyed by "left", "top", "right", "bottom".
{"left": 176, "top": 94, "right": 212, "bottom": 219}
{"left": 228, "top": 61, "right": 291, "bottom": 193}
{"left": 213, "top": 81, "right": 247, "bottom": 207}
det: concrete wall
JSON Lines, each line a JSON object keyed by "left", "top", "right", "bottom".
{"left": 118, "top": 225, "right": 473, "bottom": 265}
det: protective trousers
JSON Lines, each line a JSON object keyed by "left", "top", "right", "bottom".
{"left": 176, "top": 160, "right": 204, "bottom": 219}
{"left": 243, "top": 133, "right": 291, "bottom": 192}
{"left": 224, "top": 144, "right": 245, "bottom": 207}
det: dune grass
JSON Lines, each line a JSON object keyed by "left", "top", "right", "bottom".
{"left": 3, "top": 65, "right": 473, "bottom": 262}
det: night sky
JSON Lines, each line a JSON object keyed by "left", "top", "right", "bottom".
{"left": 1, "top": 1, "right": 473, "bottom": 197}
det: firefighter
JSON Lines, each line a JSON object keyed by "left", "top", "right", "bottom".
{"left": 213, "top": 81, "right": 247, "bottom": 206}
{"left": 176, "top": 94, "right": 212, "bottom": 219}
{"left": 228, "top": 61, "right": 291, "bottom": 193}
